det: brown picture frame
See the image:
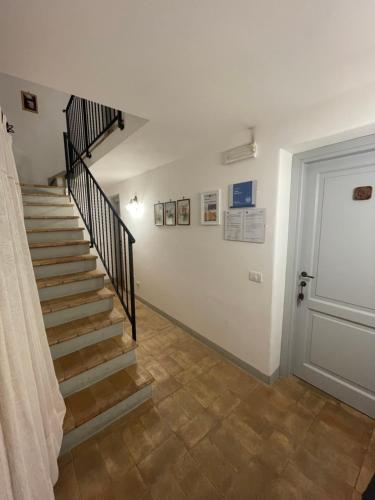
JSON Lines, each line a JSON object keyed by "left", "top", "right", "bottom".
{"left": 177, "top": 198, "right": 190, "bottom": 225}
{"left": 21, "top": 91, "right": 38, "bottom": 114}
{"left": 164, "top": 201, "right": 176, "bottom": 226}
{"left": 154, "top": 202, "right": 164, "bottom": 226}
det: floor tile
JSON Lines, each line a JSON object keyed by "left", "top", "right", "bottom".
{"left": 190, "top": 436, "right": 237, "bottom": 494}
{"left": 138, "top": 434, "right": 187, "bottom": 486}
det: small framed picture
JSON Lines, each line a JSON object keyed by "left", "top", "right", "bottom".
{"left": 164, "top": 201, "right": 176, "bottom": 226}
{"left": 200, "top": 190, "right": 221, "bottom": 225}
{"left": 21, "top": 91, "right": 38, "bottom": 113}
{"left": 154, "top": 202, "right": 164, "bottom": 226}
{"left": 177, "top": 198, "right": 190, "bottom": 225}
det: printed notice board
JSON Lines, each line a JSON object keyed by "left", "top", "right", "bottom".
{"left": 228, "top": 180, "right": 257, "bottom": 208}
{"left": 224, "top": 208, "right": 265, "bottom": 243}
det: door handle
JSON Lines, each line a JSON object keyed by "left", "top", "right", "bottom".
{"left": 301, "top": 271, "right": 315, "bottom": 279}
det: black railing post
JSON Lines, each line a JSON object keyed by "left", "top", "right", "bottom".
{"left": 85, "top": 170, "right": 94, "bottom": 247}
{"left": 82, "top": 99, "right": 92, "bottom": 158}
{"left": 63, "top": 132, "right": 71, "bottom": 194}
{"left": 117, "top": 111, "right": 125, "bottom": 130}
{"left": 128, "top": 241, "right": 136, "bottom": 341}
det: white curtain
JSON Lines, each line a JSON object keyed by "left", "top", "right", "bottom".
{"left": 0, "top": 109, "right": 65, "bottom": 500}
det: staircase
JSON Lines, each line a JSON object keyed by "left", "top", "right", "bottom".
{"left": 22, "top": 182, "right": 153, "bottom": 454}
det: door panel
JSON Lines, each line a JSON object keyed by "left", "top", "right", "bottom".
{"left": 309, "top": 313, "right": 375, "bottom": 392}
{"left": 293, "top": 148, "right": 375, "bottom": 417}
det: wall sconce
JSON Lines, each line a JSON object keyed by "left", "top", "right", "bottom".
{"left": 126, "top": 195, "right": 144, "bottom": 218}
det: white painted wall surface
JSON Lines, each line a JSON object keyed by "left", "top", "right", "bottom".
{"left": 0, "top": 72, "right": 68, "bottom": 184}
{"left": 103, "top": 85, "right": 375, "bottom": 378}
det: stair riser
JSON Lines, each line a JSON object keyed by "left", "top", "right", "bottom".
{"left": 43, "top": 297, "right": 113, "bottom": 328}
{"left": 21, "top": 186, "right": 66, "bottom": 195}
{"left": 30, "top": 243, "right": 90, "bottom": 260}
{"left": 22, "top": 194, "right": 70, "bottom": 205}
{"left": 27, "top": 230, "right": 84, "bottom": 243}
{"left": 23, "top": 205, "right": 74, "bottom": 217}
{"left": 51, "top": 321, "right": 123, "bottom": 359}
{"left": 38, "top": 276, "right": 104, "bottom": 301}
{"left": 24, "top": 218, "right": 79, "bottom": 229}
{"left": 61, "top": 384, "right": 152, "bottom": 454}
{"left": 34, "top": 259, "right": 96, "bottom": 278}
{"left": 53, "top": 177, "right": 66, "bottom": 187}
{"left": 60, "top": 350, "right": 136, "bottom": 397}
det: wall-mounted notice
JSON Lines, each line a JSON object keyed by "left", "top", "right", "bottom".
{"left": 224, "top": 208, "right": 265, "bottom": 243}
{"left": 229, "top": 180, "right": 257, "bottom": 208}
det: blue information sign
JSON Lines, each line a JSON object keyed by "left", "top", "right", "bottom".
{"left": 229, "top": 181, "right": 257, "bottom": 208}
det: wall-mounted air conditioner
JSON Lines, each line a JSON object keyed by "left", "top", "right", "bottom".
{"left": 223, "top": 142, "right": 257, "bottom": 164}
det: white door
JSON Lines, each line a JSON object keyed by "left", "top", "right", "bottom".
{"left": 293, "top": 145, "right": 375, "bottom": 418}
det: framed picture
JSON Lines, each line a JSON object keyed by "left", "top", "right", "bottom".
{"left": 21, "top": 91, "right": 38, "bottom": 113}
{"left": 177, "top": 198, "right": 190, "bottom": 225}
{"left": 154, "top": 202, "right": 164, "bottom": 226}
{"left": 200, "top": 190, "right": 221, "bottom": 225}
{"left": 164, "top": 201, "right": 176, "bottom": 226}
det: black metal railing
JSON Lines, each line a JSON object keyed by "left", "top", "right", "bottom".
{"left": 65, "top": 95, "right": 124, "bottom": 165}
{"left": 63, "top": 99, "right": 136, "bottom": 340}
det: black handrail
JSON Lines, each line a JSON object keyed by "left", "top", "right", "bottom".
{"left": 65, "top": 95, "right": 124, "bottom": 164}
{"left": 63, "top": 99, "right": 136, "bottom": 340}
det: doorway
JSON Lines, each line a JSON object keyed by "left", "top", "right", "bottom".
{"left": 282, "top": 135, "right": 375, "bottom": 418}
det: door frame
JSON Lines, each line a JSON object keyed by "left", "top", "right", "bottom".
{"left": 280, "top": 133, "right": 375, "bottom": 377}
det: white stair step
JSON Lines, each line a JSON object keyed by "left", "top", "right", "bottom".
{"left": 33, "top": 254, "right": 97, "bottom": 278}
{"left": 37, "top": 270, "right": 105, "bottom": 301}
{"left": 42, "top": 289, "right": 115, "bottom": 328}
{"left": 62, "top": 365, "right": 153, "bottom": 454}
{"left": 30, "top": 240, "right": 90, "bottom": 260}
{"left": 23, "top": 203, "right": 74, "bottom": 217}
{"left": 48, "top": 309, "right": 125, "bottom": 359}
{"left": 24, "top": 216, "right": 79, "bottom": 229}
{"left": 27, "top": 227, "right": 85, "bottom": 243}
{"left": 21, "top": 183, "right": 66, "bottom": 195}
{"left": 56, "top": 335, "right": 137, "bottom": 397}
{"left": 22, "top": 193, "right": 70, "bottom": 205}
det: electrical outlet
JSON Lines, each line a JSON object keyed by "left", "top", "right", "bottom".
{"left": 249, "top": 271, "right": 263, "bottom": 283}
{"left": 136, "top": 281, "right": 141, "bottom": 287}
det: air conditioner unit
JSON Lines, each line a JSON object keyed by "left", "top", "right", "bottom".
{"left": 223, "top": 142, "right": 257, "bottom": 164}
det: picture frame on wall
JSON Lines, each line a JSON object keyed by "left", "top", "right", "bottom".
{"left": 154, "top": 202, "right": 164, "bottom": 226}
{"left": 200, "top": 190, "right": 221, "bottom": 225}
{"left": 21, "top": 91, "right": 38, "bottom": 113}
{"left": 177, "top": 198, "right": 190, "bottom": 225}
{"left": 164, "top": 201, "right": 176, "bottom": 226}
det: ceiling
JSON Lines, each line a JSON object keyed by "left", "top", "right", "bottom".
{"left": 1, "top": 0, "right": 375, "bottom": 184}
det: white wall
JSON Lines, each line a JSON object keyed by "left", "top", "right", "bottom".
{"left": 0, "top": 72, "right": 68, "bottom": 184}
{"left": 102, "top": 83, "right": 375, "bottom": 379}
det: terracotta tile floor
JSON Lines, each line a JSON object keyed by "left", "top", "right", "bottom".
{"left": 55, "top": 298, "right": 375, "bottom": 499}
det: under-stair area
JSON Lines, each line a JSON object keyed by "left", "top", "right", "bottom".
{"left": 22, "top": 182, "right": 153, "bottom": 454}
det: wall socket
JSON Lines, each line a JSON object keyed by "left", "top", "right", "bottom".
{"left": 136, "top": 281, "right": 141, "bottom": 287}
{"left": 249, "top": 271, "right": 263, "bottom": 283}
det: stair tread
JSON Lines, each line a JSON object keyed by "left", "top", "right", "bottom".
{"left": 54, "top": 334, "right": 136, "bottom": 384}
{"left": 29, "top": 239, "right": 89, "bottom": 248}
{"left": 24, "top": 215, "right": 79, "bottom": 220}
{"left": 33, "top": 254, "right": 97, "bottom": 266}
{"left": 23, "top": 202, "right": 73, "bottom": 207}
{"left": 37, "top": 270, "right": 105, "bottom": 289}
{"left": 41, "top": 288, "right": 115, "bottom": 314}
{"left": 22, "top": 192, "right": 67, "bottom": 198}
{"left": 27, "top": 227, "right": 84, "bottom": 233}
{"left": 21, "top": 183, "right": 65, "bottom": 189}
{"left": 63, "top": 365, "right": 153, "bottom": 433}
{"left": 47, "top": 309, "right": 125, "bottom": 346}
